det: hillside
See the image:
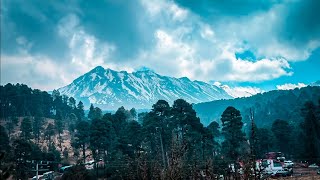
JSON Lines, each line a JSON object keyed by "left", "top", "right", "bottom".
{"left": 194, "top": 86, "right": 320, "bottom": 127}
{"left": 58, "top": 66, "right": 232, "bottom": 109}
{"left": 0, "top": 117, "right": 84, "bottom": 164}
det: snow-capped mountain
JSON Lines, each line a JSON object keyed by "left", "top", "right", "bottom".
{"left": 58, "top": 66, "right": 232, "bottom": 109}
{"left": 212, "top": 82, "right": 263, "bottom": 98}
{"left": 311, "top": 80, "right": 320, "bottom": 86}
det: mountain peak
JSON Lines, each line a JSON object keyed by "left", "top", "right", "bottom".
{"left": 90, "top": 66, "right": 105, "bottom": 73}
{"left": 179, "top": 77, "right": 190, "bottom": 81}
{"left": 58, "top": 67, "right": 232, "bottom": 109}
{"left": 136, "top": 67, "right": 155, "bottom": 73}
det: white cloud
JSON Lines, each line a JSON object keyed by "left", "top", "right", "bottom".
{"left": 57, "top": 14, "right": 116, "bottom": 73}
{"left": 276, "top": 83, "right": 307, "bottom": 90}
{"left": 200, "top": 24, "right": 215, "bottom": 39}
{"left": 169, "top": 3, "right": 188, "bottom": 21}
{"left": 1, "top": 53, "right": 71, "bottom": 90}
{"left": 134, "top": 28, "right": 292, "bottom": 82}
{"left": 140, "top": 0, "right": 188, "bottom": 22}
{"left": 214, "top": 4, "right": 320, "bottom": 61}
{"left": 2, "top": 0, "right": 316, "bottom": 91}
{"left": 1, "top": 14, "right": 118, "bottom": 90}
{"left": 15, "top": 36, "right": 33, "bottom": 53}
{"left": 133, "top": 1, "right": 293, "bottom": 83}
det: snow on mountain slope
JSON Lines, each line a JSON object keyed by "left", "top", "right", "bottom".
{"left": 58, "top": 66, "right": 232, "bottom": 109}
{"left": 212, "top": 82, "right": 263, "bottom": 98}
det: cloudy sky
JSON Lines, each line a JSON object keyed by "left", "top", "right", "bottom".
{"left": 1, "top": 0, "right": 320, "bottom": 93}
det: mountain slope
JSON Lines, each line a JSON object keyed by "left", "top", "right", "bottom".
{"left": 58, "top": 66, "right": 232, "bottom": 109}
{"left": 311, "top": 80, "right": 320, "bottom": 86}
{"left": 193, "top": 86, "right": 320, "bottom": 127}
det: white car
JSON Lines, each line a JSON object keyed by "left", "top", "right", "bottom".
{"left": 308, "top": 163, "right": 319, "bottom": 168}
{"left": 32, "top": 175, "right": 43, "bottom": 180}
{"left": 284, "top": 160, "right": 294, "bottom": 167}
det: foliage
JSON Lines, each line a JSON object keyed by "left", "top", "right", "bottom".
{"left": 73, "top": 120, "right": 90, "bottom": 163}
{"left": 0, "top": 125, "right": 10, "bottom": 151}
{"left": 221, "top": 106, "right": 246, "bottom": 161}
{"left": 271, "top": 119, "right": 292, "bottom": 155}
{"left": 33, "top": 116, "right": 44, "bottom": 143}
{"left": 300, "top": 101, "right": 320, "bottom": 163}
{"left": 90, "top": 118, "right": 116, "bottom": 160}
{"left": 21, "top": 117, "right": 32, "bottom": 140}
{"left": 88, "top": 104, "right": 102, "bottom": 120}
{"left": 76, "top": 101, "right": 85, "bottom": 121}
{"left": 194, "top": 86, "right": 320, "bottom": 127}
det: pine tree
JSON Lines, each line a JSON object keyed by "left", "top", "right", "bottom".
{"left": 93, "top": 107, "right": 102, "bottom": 120}
{"left": 129, "top": 108, "right": 137, "bottom": 121}
{"left": 152, "top": 100, "right": 170, "bottom": 116}
{"left": 221, "top": 106, "right": 246, "bottom": 161}
{"left": 45, "top": 123, "right": 55, "bottom": 146}
{"left": 55, "top": 111, "right": 64, "bottom": 150}
{"left": 68, "top": 97, "right": 76, "bottom": 109}
{"left": 0, "top": 125, "right": 9, "bottom": 151}
{"left": 124, "top": 120, "right": 142, "bottom": 157}
{"left": 20, "top": 118, "right": 32, "bottom": 140}
{"left": 33, "top": 116, "right": 43, "bottom": 144}
{"left": 255, "top": 128, "right": 273, "bottom": 158}
{"left": 271, "top": 119, "right": 292, "bottom": 155}
{"left": 88, "top": 105, "right": 103, "bottom": 120}
{"left": 90, "top": 118, "right": 115, "bottom": 160}
{"left": 220, "top": 106, "right": 246, "bottom": 179}
{"left": 88, "top": 104, "right": 95, "bottom": 120}
{"left": 207, "top": 121, "right": 220, "bottom": 138}
{"left": 76, "top": 101, "right": 85, "bottom": 121}
{"left": 74, "top": 120, "right": 90, "bottom": 163}
{"left": 207, "top": 121, "right": 220, "bottom": 155}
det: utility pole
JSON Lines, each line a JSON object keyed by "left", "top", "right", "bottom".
{"left": 249, "top": 108, "right": 257, "bottom": 179}
{"left": 36, "top": 162, "right": 39, "bottom": 180}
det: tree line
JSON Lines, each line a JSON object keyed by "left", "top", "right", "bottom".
{"left": 194, "top": 86, "right": 320, "bottom": 127}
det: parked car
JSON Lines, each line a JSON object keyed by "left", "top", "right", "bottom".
{"left": 260, "top": 159, "right": 283, "bottom": 175}
{"left": 42, "top": 171, "right": 54, "bottom": 180}
{"left": 32, "top": 175, "right": 43, "bottom": 180}
{"left": 284, "top": 160, "right": 294, "bottom": 167}
{"left": 308, "top": 163, "right": 319, "bottom": 168}
{"left": 59, "top": 165, "right": 73, "bottom": 173}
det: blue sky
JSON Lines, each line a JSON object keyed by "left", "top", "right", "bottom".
{"left": 1, "top": 0, "right": 319, "bottom": 94}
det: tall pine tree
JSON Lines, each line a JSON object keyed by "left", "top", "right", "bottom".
{"left": 20, "top": 118, "right": 32, "bottom": 140}
{"left": 221, "top": 106, "right": 246, "bottom": 162}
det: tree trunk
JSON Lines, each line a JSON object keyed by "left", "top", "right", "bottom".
{"left": 82, "top": 144, "right": 86, "bottom": 163}
{"left": 58, "top": 132, "right": 62, "bottom": 151}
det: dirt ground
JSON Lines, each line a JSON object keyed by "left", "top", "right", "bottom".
{"left": 272, "top": 167, "right": 320, "bottom": 179}
{"left": 1, "top": 117, "right": 92, "bottom": 164}
{"left": 275, "top": 176, "right": 320, "bottom": 179}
